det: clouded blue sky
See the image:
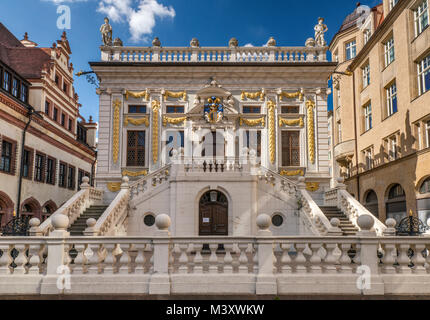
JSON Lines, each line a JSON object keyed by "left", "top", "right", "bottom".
{"left": 0, "top": 0, "right": 381, "bottom": 122}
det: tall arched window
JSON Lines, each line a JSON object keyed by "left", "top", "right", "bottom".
{"left": 418, "top": 177, "right": 430, "bottom": 225}
{"left": 0, "top": 192, "right": 14, "bottom": 227}
{"left": 386, "top": 184, "right": 406, "bottom": 223}
{"left": 364, "top": 190, "right": 379, "bottom": 218}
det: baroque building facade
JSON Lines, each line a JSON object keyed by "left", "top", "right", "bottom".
{"left": 329, "top": 0, "right": 430, "bottom": 223}
{"left": 0, "top": 23, "right": 97, "bottom": 229}
{"left": 90, "top": 26, "right": 339, "bottom": 236}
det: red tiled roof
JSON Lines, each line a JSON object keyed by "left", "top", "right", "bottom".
{"left": 0, "top": 23, "right": 51, "bottom": 78}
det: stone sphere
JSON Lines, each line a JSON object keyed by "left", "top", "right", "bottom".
{"left": 305, "top": 38, "right": 316, "bottom": 47}
{"left": 122, "top": 176, "right": 129, "bottom": 184}
{"left": 330, "top": 218, "right": 340, "bottom": 228}
{"left": 29, "top": 218, "right": 40, "bottom": 228}
{"left": 82, "top": 176, "right": 90, "bottom": 184}
{"left": 155, "top": 214, "right": 171, "bottom": 231}
{"left": 86, "top": 218, "right": 97, "bottom": 228}
{"left": 337, "top": 177, "right": 345, "bottom": 184}
{"left": 51, "top": 214, "right": 69, "bottom": 231}
{"left": 385, "top": 218, "right": 397, "bottom": 228}
{"left": 256, "top": 214, "right": 271, "bottom": 230}
{"left": 357, "top": 214, "right": 374, "bottom": 231}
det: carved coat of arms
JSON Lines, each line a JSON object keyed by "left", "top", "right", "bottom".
{"left": 204, "top": 96, "right": 224, "bottom": 123}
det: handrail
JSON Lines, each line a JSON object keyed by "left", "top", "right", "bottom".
{"left": 39, "top": 184, "right": 103, "bottom": 235}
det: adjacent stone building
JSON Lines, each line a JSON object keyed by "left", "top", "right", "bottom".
{"left": 329, "top": 0, "right": 430, "bottom": 223}
{"left": 0, "top": 23, "right": 97, "bottom": 228}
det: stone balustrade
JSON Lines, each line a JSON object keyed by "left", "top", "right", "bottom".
{"left": 2, "top": 213, "right": 430, "bottom": 296}
{"left": 129, "top": 165, "right": 171, "bottom": 201}
{"left": 38, "top": 177, "right": 104, "bottom": 236}
{"left": 100, "top": 46, "right": 328, "bottom": 63}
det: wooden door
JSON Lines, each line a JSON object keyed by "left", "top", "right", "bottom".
{"left": 199, "top": 204, "right": 228, "bottom": 236}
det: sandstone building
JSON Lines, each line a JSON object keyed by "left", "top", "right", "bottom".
{"left": 329, "top": 0, "right": 430, "bottom": 223}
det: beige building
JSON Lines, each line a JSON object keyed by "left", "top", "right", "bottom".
{"left": 329, "top": 0, "right": 430, "bottom": 223}
{"left": 0, "top": 23, "right": 97, "bottom": 229}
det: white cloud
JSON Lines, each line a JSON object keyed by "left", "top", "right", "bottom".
{"left": 42, "top": 0, "right": 88, "bottom": 3}
{"left": 244, "top": 43, "right": 254, "bottom": 47}
{"left": 97, "top": 0, "right": 175, "bottom": 42}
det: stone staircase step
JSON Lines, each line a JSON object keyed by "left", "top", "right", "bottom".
{"left": 68, "top": 205, "right": 108, "bottom": 236}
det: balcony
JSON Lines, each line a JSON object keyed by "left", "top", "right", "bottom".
{"left": 334, "top": 139, "right": 355, "bottom": 162}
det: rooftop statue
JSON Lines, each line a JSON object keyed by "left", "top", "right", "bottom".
{"left": 100, "top": 17, "right": 113, "bottom": 46}
{"left": 314, "top": 17, "right": 328, "bottom": 47}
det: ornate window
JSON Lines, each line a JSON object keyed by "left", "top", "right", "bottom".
{"left": 420, "top": 177, "right": 430, "bottom": 194}
{"left": 281, "top": 131, "right": 300, "bottom": 167}
{"left": 46, "top": 158, "right": 56, "bottom": 185}
{"left": 127, "top": 131, "right": 146, "bottom": 167}
{"left": 242, "top": 106, "right": 261, "bottom": 114}
{"left": 415, "top": 0, "right": 429, "bottom": 36}
{"left": 166, "top": 105, "right": 184, "bottom": 113}
{"left": 22, "top": 148, "right": 33, "bottom": 179}
{"left": 281, "top": 106, "right": 299, "bottom": 114}
{"left": 128, "top": 105, "right": 147, "bottom": 114}
{"left": 53, "top": 107, "right": 58, "bottom": 122}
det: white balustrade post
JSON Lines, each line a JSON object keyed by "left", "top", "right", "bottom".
{"left": 29, "top": 218, "right": 42, "bottom": 236}
{"left": 255, "top": 214, "right": 277, "bottom": 295}
{"left": 40, "top": 214, "right": 70, "bottom": 295}
{"left": 149, "top": 214, "right": 171, "bottom": 295}
{"left": 357, "top": 215, "right": 384, "bottom": 295}
{"left": 152, "top": 47, "right": 160, "bottom": 62}
{"left": 383, "top": 219, "right": 397, "bottom": 236}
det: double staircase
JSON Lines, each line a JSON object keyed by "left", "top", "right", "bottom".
{"left": 69, "top": 205, "right": 108, "bottom": 236}
{"left": 320, "top": 206, "right": 359, "bottom": 236}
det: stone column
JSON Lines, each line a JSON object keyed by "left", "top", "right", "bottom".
{"left": 255, "top": 214, "right": 277, "bottom": 295}
{"left": 357, "top": 215, "right": 384, "bottom": 295}
{"left": 149, "top": 214, "right": 171, "bottom": 295}
{"left": 40, "top": 214, "right": 70, "bottom": 295}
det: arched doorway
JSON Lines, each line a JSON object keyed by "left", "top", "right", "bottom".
{"left": 364, "top": 190, "right": 379, "bottom": 218}
{"left": 199, "top": 190, "right": 228, "bottom": 236}
{"left": 21, "top": 197, "right": 41, "bottom": 220}
{"left": 418, "top": 177, "right": 430, "bottom": 223}
{"left": 0, "top": 191, "right": 14, "bottom": 227}
{"left": 386, "top": 184, "right": 406, "bottom": 223}
{"left": 42, "top": 201, "right": 57, "bottom": 222}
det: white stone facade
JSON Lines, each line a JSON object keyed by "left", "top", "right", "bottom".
{"left": 91, "top": 42, "right": 336, "bottom": 237}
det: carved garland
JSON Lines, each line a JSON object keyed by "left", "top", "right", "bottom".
{"left": 280, "top": 169, "right": 304, "bottom": 176}
{"left": 152, "top": 100, "right": 160, "bottom": 163}
{"left": 278, "top": 90, "right": 304, "bottom": 101}
{"left": 241, "top": 89, "right": 265, "bottom": 101}
{"left": 239, "top": 117, "right": 265, "bottom": 127}
{"left": 279, "top": 117, "right": 304, "bottom": 128}
{"left": 267, "top": 99, "right": 276, "bottom": 164}
{"left": 125, "top": 90, "right": 150, "bottom": 101}
{"left": 112, "top": 99, "right": 121, "bottom": 164}
{"left": 306, "top": 99, "right": 316, "bottom": 164}
{"left": 122, "top": 169, "right": 148, "bottom": 177}
{"left": 124, "top": 116, "right": 150, "bottom": 127}
{"left": 162, "top": 90, "right": 187, "bottom": 102}
{"left": 162, "top": 116, "right": 187, "bottom": 127}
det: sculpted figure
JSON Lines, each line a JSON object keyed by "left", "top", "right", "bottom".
{"left": 314, "top": 17, "right": 328, "bottom": 47}
{"left": 100, "top": 17, "right": 113, "bottom": 46}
